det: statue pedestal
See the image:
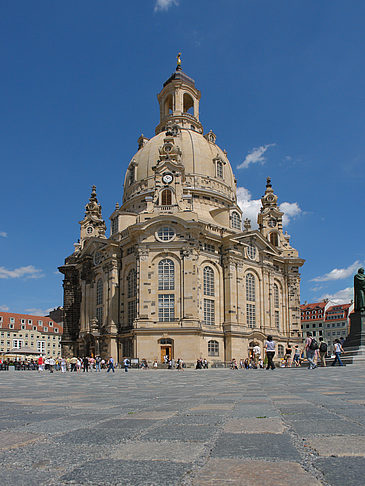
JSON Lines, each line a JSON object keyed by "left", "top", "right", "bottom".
{"left": 343, "top": 312, "right": 365, "bottom": 362}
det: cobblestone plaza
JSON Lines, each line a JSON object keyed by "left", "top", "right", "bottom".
{"left": 1, "top": 367, "right": 365, "bottom": 485}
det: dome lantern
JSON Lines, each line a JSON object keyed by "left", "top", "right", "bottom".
{"left": 155, "top": 54, "right": 202, "bottom": 135}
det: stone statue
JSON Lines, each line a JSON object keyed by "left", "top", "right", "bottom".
{"left": 354, "top": 267, "right": 365, "bottom": 312}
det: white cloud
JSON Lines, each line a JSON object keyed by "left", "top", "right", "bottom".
{"left": 0, "top": 232, "right": 7, "bottom": 238}
{"left": 0, "top": 265, "right": 44, "bottom": 279}
{"left": 154, "top": 0, "right": 179, "bottom": 12}
{"left": 0, "top": 305, "right": 9, "bottom": 311}
{"left": 25, "top": 307, "right": 54, "bottom": 317}
{"left": 237, "top": 143, "right": 275, "bottom": 169}
{"left": 320, "top": 287, "right": 353, "bottom": 305}
{"left": 279, "top": 202, "right": 302, "bottom": 225}
{"left": 312, "top": 260, "right": 362, "bottom": 282}
{"left": 236, "top": 186, "right": 302, "bottom": 228}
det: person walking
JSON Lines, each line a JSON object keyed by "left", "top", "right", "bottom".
{"left": 60, "top": 357, "right": 67, "bottom": 373}
{"left": 332, "top": 339, "right": 344, "bottom": 366}
{"left": 37, "top": 355, "right": 44, "bottom": 372}
{"left": 95, "top": 356, "right": 101, "bottom": 372}
{"left": 318, "top": 337, "right": 328, "bottom": 367}
{"left": 264, "top": 335, "right": 276, "bottom": 370}
{"left": 123, "top": 357, "right": 129, "bottom": 372}
{"left": 292, "top": 345, "right": 301, "bottom": 367}
{"left": 305, "top": 332, "right": 318, "bottom": 369}
{"left": 107, "top": 357, "right": 115, "bottom": 373}
{"left": 83, "top": 357, "right": 89, "bottom": 372}
{"left": 49, "top": 357, "right": 55, "bottom": 373}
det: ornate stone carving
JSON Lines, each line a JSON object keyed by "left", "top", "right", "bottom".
{"left": 204, "top": 129, "right": 216, "bottom": 144}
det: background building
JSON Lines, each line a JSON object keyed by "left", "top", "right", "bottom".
{"left": 60, "top": 62, "right": 304, "bottom": 364}
{"left": 0, "top": 312, "right": 63, "bottom": 358}
{"left": 300, "top": 301, "right": 353, "bottom": 354}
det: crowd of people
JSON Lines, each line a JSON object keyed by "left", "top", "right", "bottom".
{"left": 0, "top": 334, "right": 346, "bottom": 372}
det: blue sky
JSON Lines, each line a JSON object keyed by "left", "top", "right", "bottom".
{"left": 0, "top": 0, "right": 364, "bottom": 315}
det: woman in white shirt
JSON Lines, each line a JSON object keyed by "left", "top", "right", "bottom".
{"left": 264, "top": 335, "right": 276, "bottom": 370}
{"left": 332, "top": 339, "right": 344, "bottom": 367}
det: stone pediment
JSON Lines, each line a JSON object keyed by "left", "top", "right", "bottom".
{"left": 229, "top": 230, "right": 281, "bottom": 255}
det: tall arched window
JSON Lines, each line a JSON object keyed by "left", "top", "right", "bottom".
{"left": 96, "top": 279, "right": 103, "bottom": 306}
{"left": 246, "top": 274, "right": 255, "bottom": 302}
{"left": 278, "top": 344, "right": 284, "bottom": 358}
{"left": 203, "top": 266, "right": 215, "bottom": 325}
{"left": 203, "top": 267, "right": 214, "bottom": 296}
{"left": 158, "top": 259, "right": 175, "bottom": 290}
{"left": 127, "top": 269, "right": 137, "bottom": 298}
{"left": 208, "top": 340, "right": 219, "bottom": 356}
{"left": 216, "top": 161, "right": 223, "bottom": 179}
{"left": 96, "top": 279, "right": 103, "bottom": 325}
{"left": 126, "top": 269, "right": 137, "bottom": 326}
{"left": 231, "top": 211, "right": 241, "bottom": 230}
{"left": 246, "top": 273, "right": 255, "bottom": 328}
{"left": 274, "top": 283, "right": 280, "bottom": 330}
{"left": 161, "top": 189, "right": 172, "bottom": 206}
{"left": 274, "top": 284, "right": 279, "bottom": 308}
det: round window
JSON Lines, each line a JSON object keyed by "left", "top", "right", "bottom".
{"left": 156, "top": 226, "right": 175, "bottom": 242}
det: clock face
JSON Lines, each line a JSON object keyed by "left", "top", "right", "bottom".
{"left": 268, "top": 218, "right": 277, "bottom": 228}
{"left": 86, "top": 226, "right": 94, "bottom": 234}
{"left": 162, "top": 173, "right": 173, "bottom": 184}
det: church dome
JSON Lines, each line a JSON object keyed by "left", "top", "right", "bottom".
{"left": 122, "top": 128, "right": 237, "bottom": 205}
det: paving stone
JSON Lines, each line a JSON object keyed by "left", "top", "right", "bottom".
{"left": 109, "top": 440, "right": 204, "bottom": 462}
{"left": 211, "top": 433, "right": 301, "bottom": 460}
{"left": 141, "top": 424, "right": 216, "bottom": 442}
{"left": 0, "top": 430, "right": 44, "bottom": 450}
{"left": 192, "top": 458, "right": 322, "bottom": 485}
{"left": 285, "top": 418, "right": 365, "bottom": 436}
{"left": 314, "top": 457, "right": 365, "bottom": 486}
{"left": 307, "top": 435, "right": 365, "bottom": 456}
{"left": 61, "top": 459, "right": 191, "bottom": 485}
{"left": 224, "top": 417, "right": 286, "bottom": 434}
{"left": 121, "top": 411, "right": 178, "bottom": 420}
{"left": 189, "top": 403, "right": 234, "bottom": 411}
{"left": 0, "top": 466, "right": 53, "bottom": 486}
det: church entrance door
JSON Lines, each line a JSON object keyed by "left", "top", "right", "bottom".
{"left": 161, "top": 346, "right": 172, "bottom": 363}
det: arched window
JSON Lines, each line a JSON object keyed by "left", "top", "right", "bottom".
{"left": 161, "top": 189, "right": 172, "bottom": 206}
{"left": 231, "top": 211, "right": 241, "bottom": 230}
{"left": 269, "top": 232, "right": 279, "bottom": 246}
{"left": 246, "top": 274, "right": 255, "bottom": 302}
{"left": 278, "top": 344, "right": 284, "bottom": 358}
{"left": 216, "top": 161, "right": 223, "bottom": 179}
{"left": 274, "top": 284, "right": 279, "bottom": 308}
{"left": 158, "top": 259, "right": 175, "bottom": 290}
{"left": 208, "top": 340, "right": 219, "bottom": 356}
{"left": 96, "top": 279, "right": 103, "bottom": 306}
{"left": 164, "top": 94, "right": 173, "bottom": 115}
{"left": 247, "top": 243, "right": 256, "bottom": 260}
{"left": 246, "top": 273, "right": 255, "bottom": 328}
{"left": 203, "top": 267, "right": 214, "bottom": 296}
{"left": 96, "top": 279, "right": 103, "bottom": 325}
{"left": 127, "top": 269, "right": 137, "bottom": 298}
{"left": 183, "top": 93, "right": 194, "bottom": 114}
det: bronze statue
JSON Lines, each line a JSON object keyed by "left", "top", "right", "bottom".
{"left": 354, "top": 267, "right": 365, "bottom": 312}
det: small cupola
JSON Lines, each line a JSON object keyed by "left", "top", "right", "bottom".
{"left": 155, "top": 54, "right": 203, "bottom": 134}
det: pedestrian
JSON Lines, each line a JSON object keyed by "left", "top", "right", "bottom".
{"left": 70, "top": 356, "right": 77, "bottom": 372}
{"left": 107, "top": 357, "right": 115, "bottom": 373}
{"left": 264, "top": 335, "right": 276, "bottom": 370}
{"left": 38, "top": 355, "right": 44, "bottom": 372}
{"left": 332, "top": 339, "right": 344, "bottom": 366}
{"left": 123, "top": 357, "right": 129, "bottom": 372}
{"left": 60, "top": 357, "right": 67, "bottom": 373}
{"left": 292, "top": 345, "right": 301, "bottom": 367}
{"left": 305, "top": 332, "right": 318, "bottom": 370}
{"left": 318, "top": 337, "right": 328, "bottom": 367}
{"left": 284, "top": 342, "right": 292, "bottom": 367}
{"left": 253, "top": 343, "right": 261, "bottom": 367}
{"left": 49, "top": 357, "right": 55, "bottom": 373}
{"left": 83, "top": 357, "right": 89, "bottom": 372}
{"left": 95, "top": 356, "right": 101, "bottom": 372}
{"left": 153, "top": 359, "right": 158, "bottom": 369}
